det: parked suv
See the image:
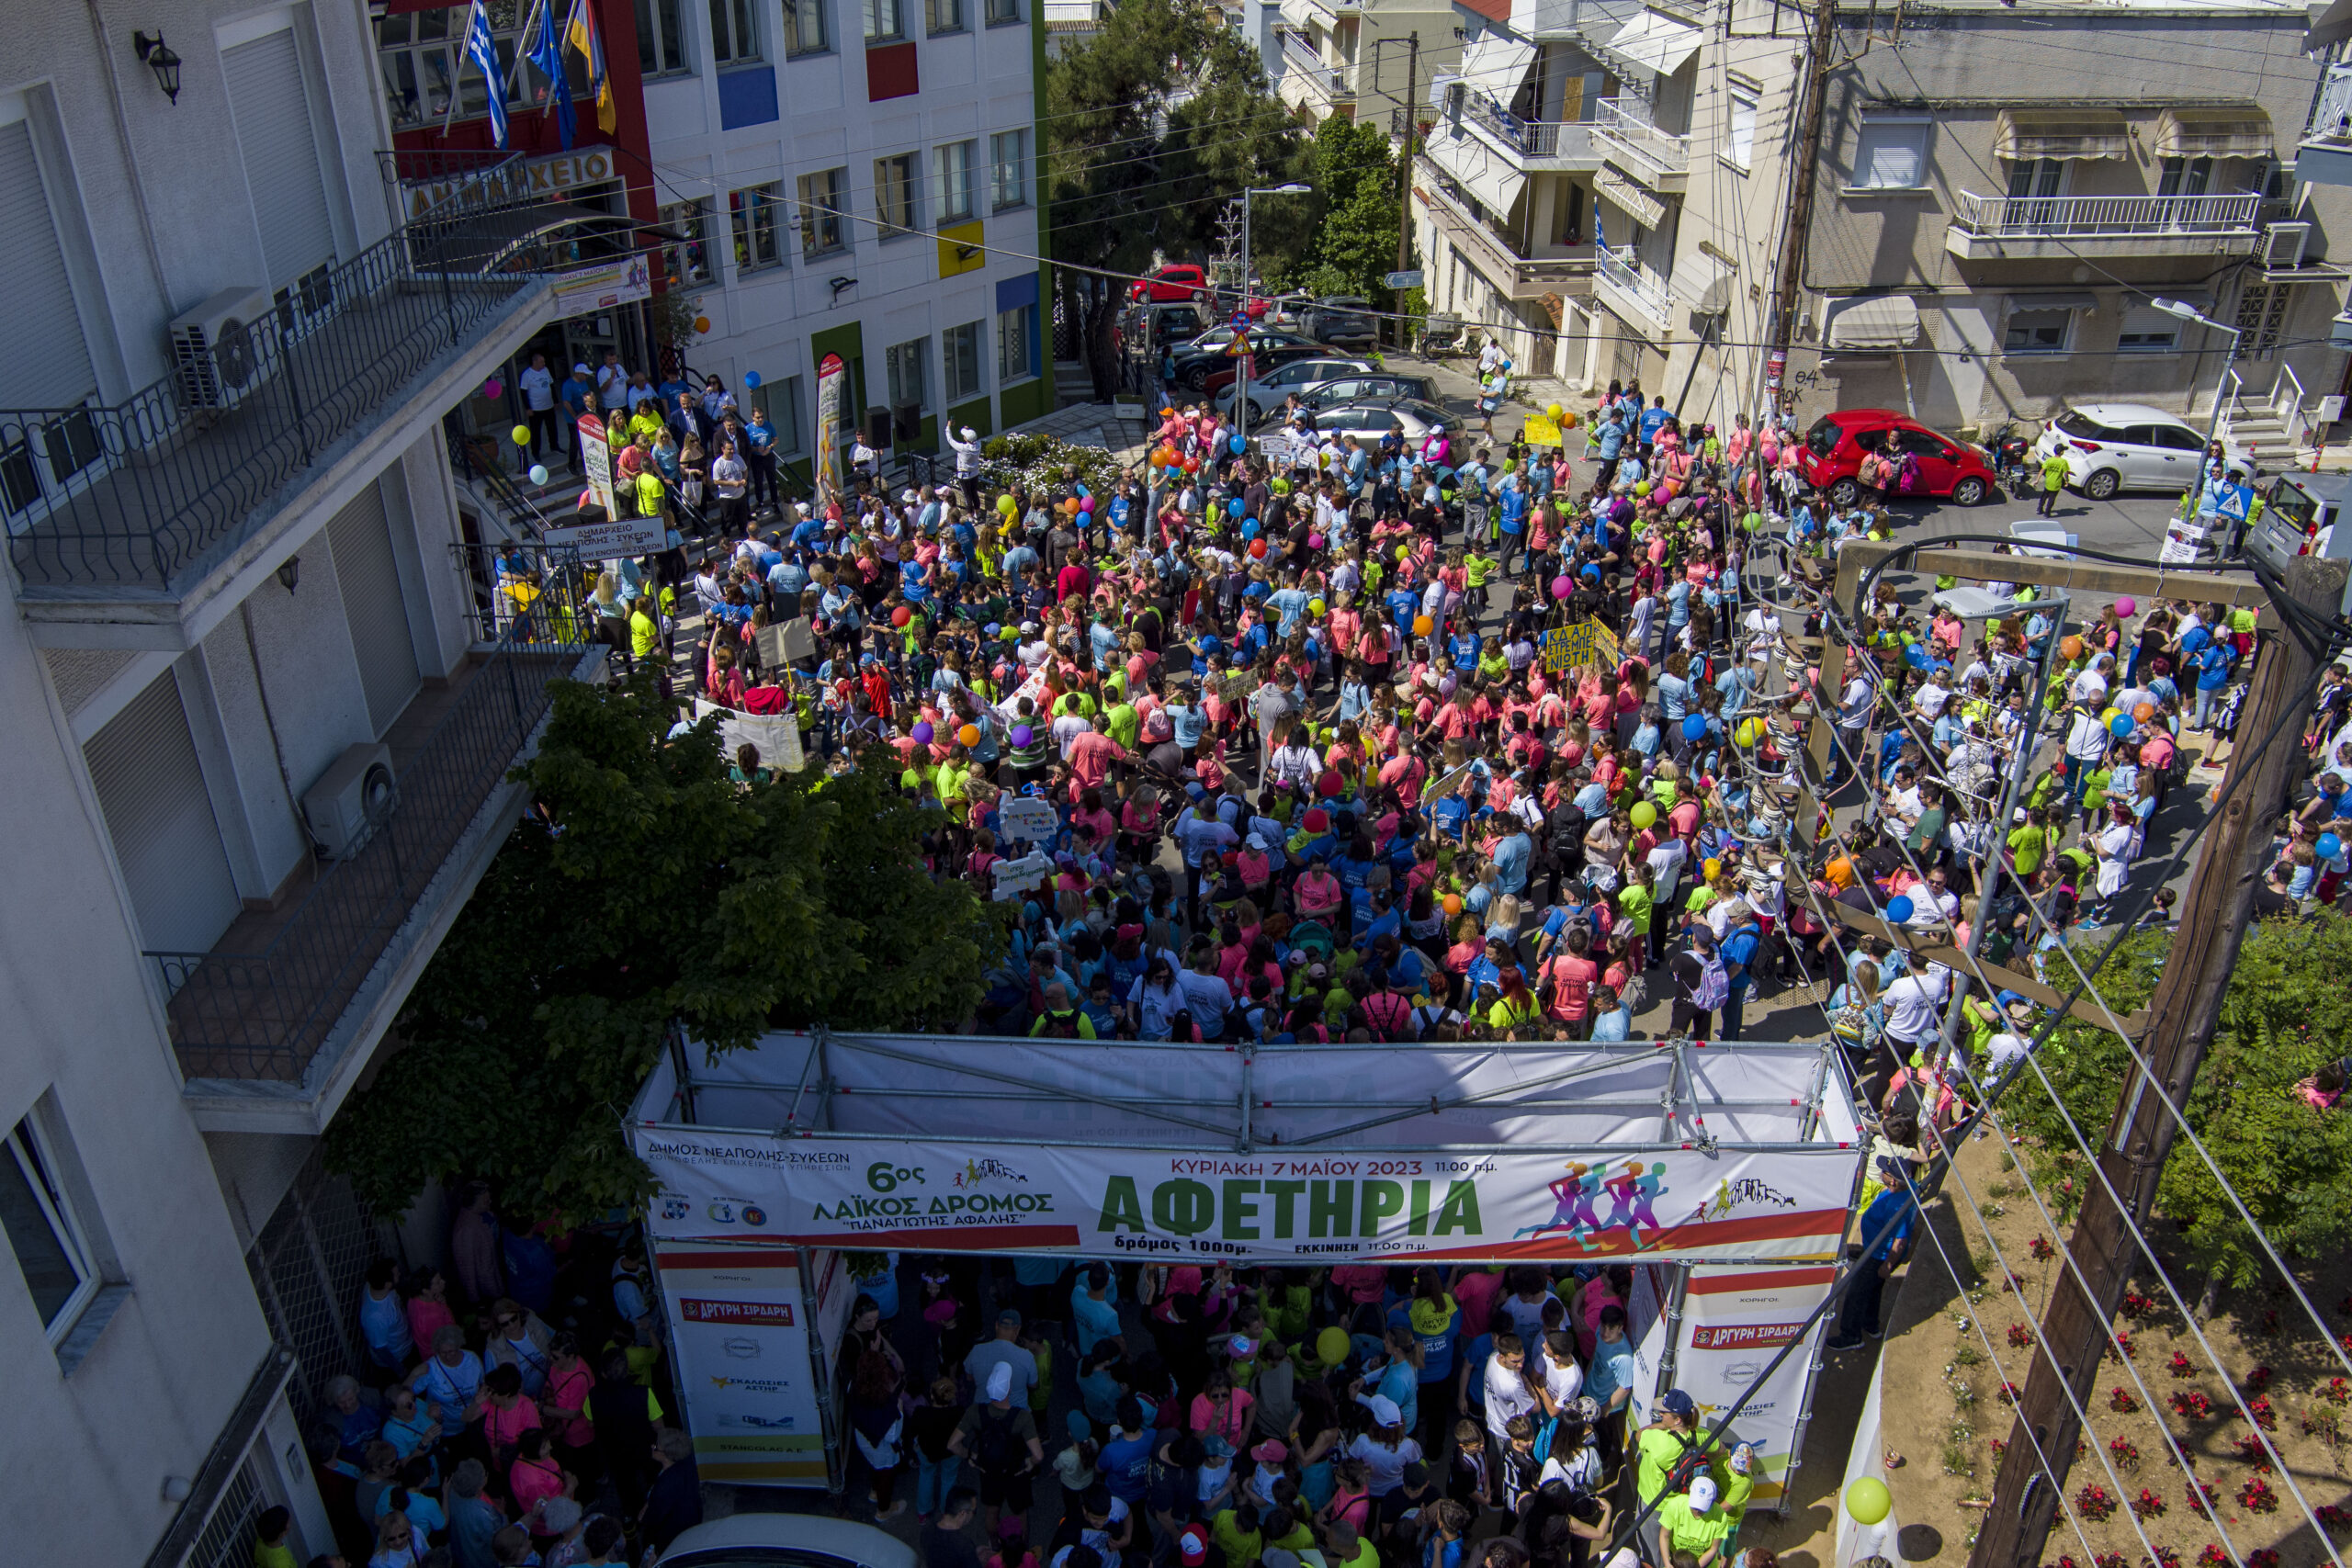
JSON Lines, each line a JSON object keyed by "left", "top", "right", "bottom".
{"left": 1798, "top": 408, "right": 1996, "bottom": 508}
{"left": 2031, "top": 402, "right": 2253, "bottom": 500}
{"left": 1128, "top": 264, "right": 1213, "bottom": 304}
{"left": 1301, "top": 296, "right": 1380, "bottom": 348}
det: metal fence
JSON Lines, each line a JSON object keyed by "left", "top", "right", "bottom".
{"left": 152, "top": 629, "right": 586, "bottom": 1083}
{"left": 6, "top": 209, "right": 539, "bottom": 593}
{"left": 183, "top": 1458, "right": 266, "bottom": 1568}
{"left": 243, "top": 1150, "right": 392, "bottom": 1427}
{"left": 1951, "top": 189, "right": 2262, "bottom": 238}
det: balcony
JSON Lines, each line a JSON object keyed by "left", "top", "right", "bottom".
{"left": 1455, "top": 85, "right": 1603, "bottom": 171}
{"left": 11, "top": 207, "right": 557, "bottom": 650}
{"left": 1944, "top": 190, "right": 2264, "bottom": 261}
{"left": 1418, "top": 169, "right": 1598, "bottom": 300}
{"left": 160, "top": 619, "right": 602, "bottom": 1133}
{"left": 1595, "top": 244, "right": 1674, "bottom": 332}
{"left": 1593, "top": 98, "right": 1690, "bottom": 193}
{"left": 2296, "top": 64, "right": 2352, "bottom": 186}
{"left": 1280, "top": 29, "right": 1350, "bottom": 107}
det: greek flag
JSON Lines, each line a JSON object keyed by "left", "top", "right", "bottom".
{"left": 462, "top": 0, "right": 508, "bottom": 148}
{"left": 522, "top": 0, "right": 573, "bottom": 149}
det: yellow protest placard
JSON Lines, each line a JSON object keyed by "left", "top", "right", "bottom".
{"left": 1524, "top": 412, "right": 1564, "bottom": 450}
{"left": 1541, "top": 617, "right": 1623, "bottom": 672}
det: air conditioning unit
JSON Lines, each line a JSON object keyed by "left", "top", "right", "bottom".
{"left": 2262, "top": 220, "right": 2312, "bottom": 270}
{"left": 169, "top": 285, "right": 278, "bottom": 410}
{"left": 301, "top": 742, "right": 396, "bottom": 859}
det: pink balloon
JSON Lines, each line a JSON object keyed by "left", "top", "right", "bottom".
{"left": 1079, "top": 496, "right": 1095, "bottom": 512}
{"left": 1551, "top": 575, "right": 1574, "bottom": 600}
{"left": 481, "top": 378, "right": 503, "bottom": 400}
{"left": 2114, "top": 595, "right": 2137, "bottom": 618}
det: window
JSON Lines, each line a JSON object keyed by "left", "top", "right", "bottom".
{"left": 987, "top": 0, "right": 1021, "bottom": 20}
{"left": 945, "top": 321, "right": 984, "bottom": 402}
{"left": 1851, "top": 118, "right": 1928, "bottom": 189}
{"left": 658, "top": 198, "right": 711, "bottom": 286}
{"left": 998, "top": 302, "right": 1037, "bottom": 381}
{"left": 636, "top": 0, "right": 688, "bottom": 75}
{"left": 886, "top": 336, "right": 929, "bottom": 411}
{"left": 1551, "top": 181, "right": 1585, "bottom": 246}
{"left": 990, "top": 130, "right": 1029, "bottom": 210}
{"left": 928, "top": 0, "right": 966, "bottom": 32}
{"left": 785, "top": 0, "right": 830, "bottom": 55}
{"left": 865, "top": 0, "right": 906, "bottom": 39}
{"left": 799, "top": 167, "right": 849, "bottom": 256}
{"left": 272, "top": 263, "right": 337, "bottom": 338}
{"left": 2005, "top": 158, "right": 2064, "bottom": 200}
{"left": 1, "top": 1113, "right": 97, "bottom": 1343}
{"left": 876, "top": 152, "right": 918, "bottom": 236}
{"left": 761, "top": 375, "right": 808, "bottom": 457}
{"left": 1724, "top": 85, "right": 1758, "bottom": 170}
{"left": 379, "top": 4, "right": 586, "bottom": 128}
{"left": 730, "top": 184, "right": 785, "bottom": 273}
{"left": 936, "top": 141, "right": 978, "bottom": 224}
{"left": 709, "top": 0, "right": 761, "bottom": 62}
{"left": 2158, "top": 156, "right": 2213, "bottom": 198}
{"left": 2116, "top": 306, "right": 2180, "bottom": 355}
{"left": 2003, "top": 307, "right": 2073, "bottom": 355}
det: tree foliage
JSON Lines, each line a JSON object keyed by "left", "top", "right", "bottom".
{"left": 2002, "top": 919, "right": 2352, "bottom": 1301}
{"left": 1046, "top": 0, "right": 1306, "bottom": 390}
{"left": 1294, "top": 114, "right": 1405, "bottom": 302}
{"left": 324, "top": 674, "right": 1003, "bottom": 1227}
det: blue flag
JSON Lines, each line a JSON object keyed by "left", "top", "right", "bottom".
{"left": 462, "top": 0, "right": 509, "bottom": 149}
{"left": 523, "top": 0, "right": 573, "bottom": 149}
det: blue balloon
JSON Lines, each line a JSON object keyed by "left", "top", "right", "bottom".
{"left": 2322, "top": 832, "right": 2345, "bottom": 861}
{"left": 744, "top": 370, "right": 763, "bottom": 389}
{"left": 1886, "top": 895, "right": 1916, "bottom": 923}
{"left": 1230, "top": 434, "right": 1248, "bottom": 455}
{"left": 2110, "top": 714, "right": 2134, "bottom": 738}
{"left": 1229, "top": 498, "right": 1245, "bottom": 517}
{"left": 1682, "top": 714, "right": 1708, "bottom": 741}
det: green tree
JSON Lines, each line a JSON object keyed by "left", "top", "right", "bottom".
{"left": 2002, "top": 919, "right": 2352, "bottom": 1316}
{"left": 1046, "top": 0, "right": 1305, "bottom": 394}
{"left": 1296, "top": 114, "right": 1405, "bottom": 302}
{"left": 324, "top": 675, "right": 1002, "bottom": 1227}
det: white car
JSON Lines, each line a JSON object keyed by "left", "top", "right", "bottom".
{"left": 2030, "top": 403, "right": 2252, "bottom": 501}
{"left": 659, "top": 1514, "right": 920, "bottom": 1568}
{"left": 1217, "top": 355, "right": 1376, "bottom": 424}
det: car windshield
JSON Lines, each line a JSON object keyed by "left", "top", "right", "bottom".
{"left": 1805, "top": 416, "right": 1840, "bottom": 458}
{"left": 1394, "top": 400, "right": 1450, "bottom": 425}
{"left": 2054, "top": 409, "right": 2124, "bottom": 442}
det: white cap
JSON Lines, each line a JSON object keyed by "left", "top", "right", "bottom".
{"left": 572, "top": 363, "right": 591, "bottom": 375}
{"left": 987, "top": 1362, "right": 1014, "bottom": 1401}
{"left": 1367, "top": 1393, "right": 1402, "bottom": 1426}
{"left": 963, "top": 426, "right": 978, "bottom": 440}
{"left": 1688, "top": 1475, "right": 1718, "bottom": 1512}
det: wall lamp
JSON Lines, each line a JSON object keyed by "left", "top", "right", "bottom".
{"left": 829, "top": 276, "right": 856, "bottom": 297}
{"left": 133, "top": 31, "right": 183, "bottom": 104}
{"left": 277, "top": 556, "right": 300, "bottom": 593}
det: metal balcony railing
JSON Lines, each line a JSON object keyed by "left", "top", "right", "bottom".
{"left": 6, "top": 207, "right": 542, "bottom": 595}
{"left": 1594, "top": 98, "right": 1690, "bottom": 175}
{"left": 1598, "top": 244, "right": 1672, "bottom": 322}
{"left": 1460, "top": 88, "right": 1596, "bottom": 161}
{"left": 152, "top": 616, "right": 591, "bottom": 1084}
{"left": 1282, "top": 29, "right": 1346, "bottom": 95}
{"left": 1950, "top": 189, "right": 2263, "bottom": 238}
{"left": 2311, "top": 63, "right": 2352, "bottom": 144}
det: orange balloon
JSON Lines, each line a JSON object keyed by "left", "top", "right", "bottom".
{"left": 693, "top": 316, "right": 711, "bottom": 334}
{"left": 2060, "top": 636, "right": 2084, "bottom": 660}
{"left": 1826, "top": 857, "right": 1854, "bottom": 887}
{"left": 2132, "top": 703, "right": 2155, "bottom": 722}
{"left": 957, "top": 724, "right": 981, "bottom": 747}
{"left": 1442, "top": 895, "right": 1463, "bottom": 916}
{"left": 1413, "top": 615, "right": 1434, "bottom": 637}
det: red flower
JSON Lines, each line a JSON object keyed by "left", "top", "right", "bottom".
{"left": 1998, "top": 1380, "right": 2022, "bottom": 1404}
{"left": 1990, "top": 1437, "right": 2008, "bottom": 1458}
{"left": 2111, "top": 1386, "right": 2141, "bottom": 1414}
{"left": 2316, "top": 1503, "right": 2351, "bottom": 1531}
{"left": 2120, "top": 1290, "right": 2154, "bottom": 1319}
{"left": 2243, "top": 1364, "right": 2272, "bottom": 1393}
{"left": 2238, "top": 1475, "right": 2279, "bottom": 1514}
{"left": 2247, "top": 1394, "right": 2277, "bottom": 1431}
{"left": 2131, "top": 1487, "right": 2165, "bottom": 1518}
{"left": 2143, "top": 1548, "right": 2181, "bottom": 1568}
{"left": 2324, "top": 1377, "right": 2351, "bottom": 1406}
{"left": 2075, "top": 1483, "right": 2118, "bottom": 1522}
{"left": 2185, "top": 1479, "right": 2219, "bottom": 1518}
{"left": 2198, "top": 1548, "right": 2228, "bottom": 1568}
{"left": 2096, "top": 1555, "right": 2127, "bottom": 1568}
{"left": 2167, "top": 1350, "right": 2194, "bottom": 1378}
{"left": 2247, "top": 1551, "right": 2279, "bottom": 1568}
{"left": 2168, "top": 1391, "right": 2213, "bottom": 1419}
{"left": 2231, "top": 1433, "right": 2276, "bottom": 1472}
{"left": 2030, "top": 1235, "right": 2056, "bottom": 1261}
{"left": 2111, "top": 1331, "right": 2137, "bottom": 1361}
{"left": 2109, "top": 1434, "right": 2141, "bottom": 1470}
{"left": 2009, "top": 1323, "right": 2035, "bottom": 1348}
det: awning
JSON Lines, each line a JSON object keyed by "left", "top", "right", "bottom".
{"left": 1823, "top": 295, "right": 1923, "bottom": 351}
{"left": 1603, "top": 9, "right": 1704, "bottom": 76}
{"left": 1992, "top": 107, "right": 2129, "bottom": 162}
{"left": 1669, "top": 249, "right": 1736, "bottom": 315}
{"left": 2153, "top": 106, "right": 2274, "bottom": 160}
{"left": 1449, "top": 134, "right": 1530, "bottom": 220}
{"left": 2310, "top": 0, "right": 2352, "bottom": 51}
{"left": 1596, "top": 167, "right": 1668, "bottom": 229}
{"left": 1458, "top": 32, "right": 1537, "bottom": 100}
{"left": 411, "top": 200, "right": 638, "bottom": 274}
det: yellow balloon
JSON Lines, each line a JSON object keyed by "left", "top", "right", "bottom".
{"left": 1630, "top": 801, "right": 1658, "bottom": 829}
{"left": 1845, "top": 1478, "right": 1892, "bottom": 1527}
{"left": 511, "top": 424, "right": 533, "bottom": 446}
{"left": 997, "top": 494, "right": 1017, "bottom": 515}
{"left": 1736, "top": 719, "right": 1761, "bottom": 748}
{"left": 1308, "top": 598, "right": 1327, "bottom": 617}
{"left": 1546, "top": 402, "right": 1566, "bottom": 422}
{"left": 1317, "top": 1326, "right": 1350, "bottom": 1366}
{"left": 1702, "top": 858, "right": 1722, "bottom": 878}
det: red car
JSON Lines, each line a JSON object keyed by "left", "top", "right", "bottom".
{"left": 1129, "top": 264, "right": 1214, "bottom": 305}
{"left": 1798, "top": 409, "right": 1996, "bottom": 509}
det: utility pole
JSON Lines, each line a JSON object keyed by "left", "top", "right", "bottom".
{"left": 1970, "top": 551, "right": 2349, "bottom": 1568}
{"left": 1393, "top": 30, "right": 1419, "bottom": 350}
{"left": 1762, "top": 0, "right": 1836, "bottom": 417}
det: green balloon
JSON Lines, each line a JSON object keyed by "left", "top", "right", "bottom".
{"left": 1845, "top": 1476, "right": 1891, "bottom": 1526}
{"left": 1316, "top": 1326, "right": 1349, "bottom": 1366}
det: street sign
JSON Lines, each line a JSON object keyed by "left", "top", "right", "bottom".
{"left": 1384, "top": 269, "right": 1425, "bottom": 289}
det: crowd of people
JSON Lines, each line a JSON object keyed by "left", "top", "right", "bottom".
{"left": 435, "top": 343, "right": 2352, "bottom": 1568}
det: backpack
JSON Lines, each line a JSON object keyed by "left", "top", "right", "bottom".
{"left": 1363, "top": 990, "right": 1414, "bottom": 1043}
{"left": 1688, "top": 950, "right": 1730, "bottom": 1010}
{"left": 974, "top": 1405, "right": 1022, "bottom": 1472}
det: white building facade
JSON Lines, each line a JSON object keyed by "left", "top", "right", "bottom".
{"left": 0, "top": 1, "right": 579, "bottom": 1562}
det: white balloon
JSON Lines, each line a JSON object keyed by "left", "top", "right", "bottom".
{"left": 528, "top": 465, "right": 550, "bottom": 486}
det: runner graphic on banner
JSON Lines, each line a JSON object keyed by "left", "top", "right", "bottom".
{"left": 576, "top": 411, "right": 616, "bottom": 516}
{"left": 814, "top": 352, "right": 846, "bottom": 511}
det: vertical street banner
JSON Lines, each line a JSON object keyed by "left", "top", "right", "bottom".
{"left": 695, "top": 698, "right": 807, "bottom": 773}
{"left": 653, "top": 1243, "right": 827, "bottom": 1486}
{"left": 1668, "top": 1262, "right": 1835, "bottom": 1502}
{"left": 576, "top": 412, "right": 616, "bottom": 517}
{"left": 815, "top": 352, "right": 846, "bottom": 509}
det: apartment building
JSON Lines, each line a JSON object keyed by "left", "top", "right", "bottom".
{"left": 1415, "top": 0, "right": 1800, "bottom": 421}
{"left": 1263, "top": 0, "right": 1458, "bottom": 127}
{"left": 0, "top": 2, "right": 594, "bottom": 1562}
{"left": 1792, "top": 1, "right": 2348, "bottom": 445}
{"left": 635, "top": 0, "right": 1052, "bottom": 469}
